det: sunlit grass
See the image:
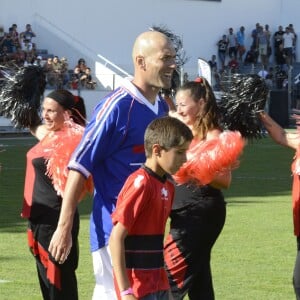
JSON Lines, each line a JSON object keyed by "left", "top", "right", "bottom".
{"left": 0, "top": 135, "right": 296, "bottom": 299}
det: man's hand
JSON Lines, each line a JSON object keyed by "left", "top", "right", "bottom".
{"left": 49, "top": 226, "right": 72, "bottom": 264}
{"left": 48, "top": 170, "right": 85, "bottom": 263}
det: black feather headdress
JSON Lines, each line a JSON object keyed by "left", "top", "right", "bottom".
{"left": 149, "top": 25, "right": 188, "bottom": 68}
{"left": 0, "top": 65, "right": 46, "bottom": 128}
{"left": 218, "top": 74, "right": 269, "bottom": 139}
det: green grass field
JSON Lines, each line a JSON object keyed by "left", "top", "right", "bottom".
{"left": 0, "top": 135, "right": 297, "bottom": 299}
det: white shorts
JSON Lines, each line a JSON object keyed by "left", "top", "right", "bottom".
{"left": 92, "top": 246, "right": 117, "bottom": 300}
{"left": 259, "top": 44, "right": 267, "bottom": 56}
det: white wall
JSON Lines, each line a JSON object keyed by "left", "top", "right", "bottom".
{"left": 2, "top": 0, "right": 300, "bottom": 128}
{"left": 0, "top": 0, "right": 299, "bottom": 78}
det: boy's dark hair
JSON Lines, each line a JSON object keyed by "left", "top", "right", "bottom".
{"left": 144, "top": 116, "right": 193, "bottom": 157}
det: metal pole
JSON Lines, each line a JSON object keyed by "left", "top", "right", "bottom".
{"left": 180, "top": 66, "right": 184, "bottom": 86}
{"left": 288, "top": 67, "right": 292, "bottom": 123}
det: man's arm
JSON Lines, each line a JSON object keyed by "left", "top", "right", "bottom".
{"left": 109, "top": 222, "right": 137, "bottom": 300}
{"left": 48, "top": 170, "right": 85, "bottom": 263}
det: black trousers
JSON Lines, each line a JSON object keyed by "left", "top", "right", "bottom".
{"left": 164, "top": 185, "right": 226, "bottom": 300}
{"left": 28, "top": 212, "right": 79, "bottom": 300}
{"left": 293, "top": 237, "right": 300, "bottom": 299}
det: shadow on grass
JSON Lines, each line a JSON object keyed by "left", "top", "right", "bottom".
{"left": 0, "top": 255, "right": 21, "bottom": 262}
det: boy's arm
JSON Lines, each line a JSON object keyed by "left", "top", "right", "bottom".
{"left": 109, "top": 222, "right": 137, "bottom": 299}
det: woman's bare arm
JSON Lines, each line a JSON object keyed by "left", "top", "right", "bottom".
{"left": 258, "top": 111, "right": 300, "bottom": 150}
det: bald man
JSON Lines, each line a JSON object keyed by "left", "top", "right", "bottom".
{"left": 48, "top": 30, "right": 176, "bottom": 300}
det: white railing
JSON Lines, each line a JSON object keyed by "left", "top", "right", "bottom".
{"left": 34, "top": 13, "right": 131, "bottom": 90}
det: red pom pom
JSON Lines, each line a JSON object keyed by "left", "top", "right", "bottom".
{"left": 42, "top": 120, "right": 93, "bottom": 197}
{"left": 173, "top": 131, "right": 244, "bottom": 185}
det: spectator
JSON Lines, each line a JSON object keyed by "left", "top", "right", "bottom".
{"left": 13, "top": 45, "right": 26, "bottom": 66}
{"left": 0, "top": 33, "right": 15, "bottom": 53}
{"left": 7, "top": 26, "right": 18, "bottom": 51}
{"left": 228, "top": 56, "right": 239, "bottom": 73}
{"left": 227, "top": 27, "right": 237, "bottom": 59}
{"left": 208, "top": 54, "right": 220, "bottom": 90}
{"left": 21, "top": 38, "right": 33, "bottom": 53}
{"left": 282, "top": 26, "right": 296, "bottom": 67}
{"left": 236, "top": 26, "right": 246, "bottom": 62}
{"left": 277, "top": 45, "right": 286, "bottom": 68}
{"left": 282, "top": 75, "right": 289, "bottom": 89}
{"left": 0, "top": 26, "right": 5, "bottom": 43}
{"left": 33, "top": 55, "right": 43, "bottom": 67}
{"left": 265, "top": 24, "right": 272, "bottom": 60}
{"left": 0, "top": 45, "right": 11, "bottom": 64}
{"left": 274, "top": 25, "right": 285, "bottom": 65}
{"left": 275, "top": 66, "right": 288, "bottom": 89}
{"left": 23, "top": 52, "right": 35, "bottom": 66}
{"left": 265, "top": 73, "right": 274, "bottom": 90}
{"left": 75, "top": 58, "right": 88, "bottom": 75}
{"left": 256, "top": 25, "right": 269, "bottom": 68}
{"left": 244, "top": 45, "right": 258, "bottom": 65}
{"left": 43, "top": 57, "right": 55, "bottom": 87}
{"left": 31, "top": 41, "right": 37, "bottom": 57}
{"left": 267, "top": 66, "right": 275, "bottom": 81}
{"left": 11, "top": 23, "right": 19, "bottom": 40}
{"left": 20, "top": 23, "right": 36, "bottom": 44}
{"left": 60, "top": 56, "right": 70, "bottom": 87}
{"left": 208, "top": 54, "right": 218, "bottom": 72}
{"left": 80, "top": 67, "right": 97, "bottom": 89}
{"left": 217, "top": 34, "right": 228, "bottom": 71}
{"left": 251, "top": 23, "right": 260, "bottom": 50}
{"left": 11, "top": 26, "right": 20, "bottom": 50}
{"left": 70, "top": 66, "right": 81, "bottom": 90}
{"left": 52, "top": 56, "right": 61, "bottom": 70}
{"left": 289, "top": 24, "right": 297, "bottom": 62}
{"left": 52, "top": 56, "right": 67, "bottom": 89}
{"left": 72, "top": 58, "right": 89, "bottom": 89}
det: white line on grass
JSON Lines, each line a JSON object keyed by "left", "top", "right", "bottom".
{"left": 0, "top": 279, "right": 11, "bottom": 283}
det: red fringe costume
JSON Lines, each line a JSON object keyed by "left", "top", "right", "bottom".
{"left": 292, "top": 151, "right": 300, "bottom": 236}
{"left": 164, "top": 130, "right": 244, "bottom": 300}
{"left": 174, "top": 130, "right": 244, "bottom": 186}
{"left": 291, "top": 115, "right": 300, "bottom": 236}
{"left": 22, "top": 120, "right": 93, "bottom": 300}
{"left": 43, "top": 119, "right": 93, "bottom": 198}
{"left": 291, "top": 115, "right": 300, "bottom": 237}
